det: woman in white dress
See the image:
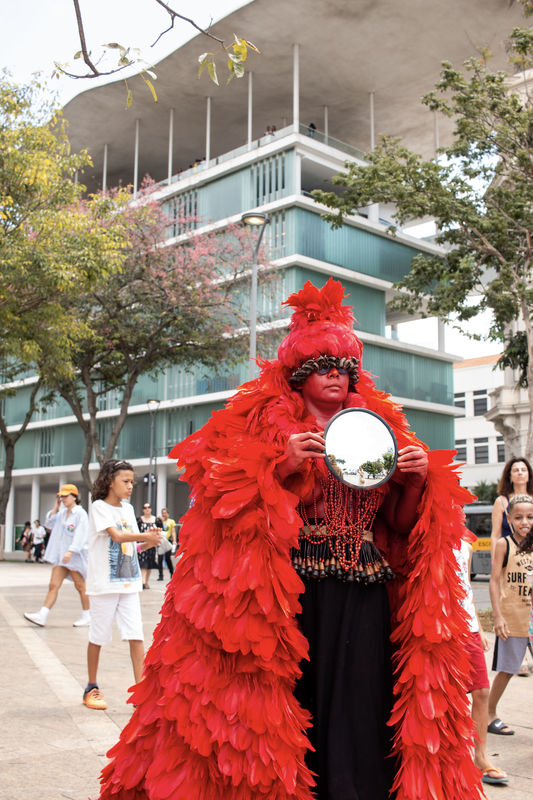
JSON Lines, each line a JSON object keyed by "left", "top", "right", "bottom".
{"left": 24, "top": 484, "right": 90, "bottom": 628}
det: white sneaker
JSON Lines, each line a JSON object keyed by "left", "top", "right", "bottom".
{"left": 73, "top": 611, "right": 91, "bottom": 627}
{"left": 24, "top": 611, "right": 46, "bottom": 627}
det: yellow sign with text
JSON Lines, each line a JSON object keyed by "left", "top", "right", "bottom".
{"left": 472, "top": 537, "right": 491, "bottom": 552}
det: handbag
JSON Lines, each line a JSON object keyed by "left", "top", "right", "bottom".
{"left": 157, "top": 535, "right": 172, "bottom": 555}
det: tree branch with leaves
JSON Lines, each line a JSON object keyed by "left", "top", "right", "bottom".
{"left": 44, "top": 181, "right": 270, "bottom": 489}
{"left": 54, "top": 0, "right": 259, "bottom": 103}
{"left": 313, "top": 22, "right": 533, "bottom": 457}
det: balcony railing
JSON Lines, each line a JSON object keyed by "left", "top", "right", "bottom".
{"left": 156, "top": 124, "right": 366, "bottom": 190}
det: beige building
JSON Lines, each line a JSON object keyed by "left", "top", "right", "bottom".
{"left": 453, "top": 354, "right": 506, "bottom": 489}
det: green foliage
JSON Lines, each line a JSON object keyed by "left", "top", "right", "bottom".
{"left": 0, "top": 73, "right": 127, "bottom": 373}
{"left": 313, "top": 23, "right": 533, "bottom": 388}
{"left": 472, "top": 481, "right": 499, "bottom": 504}
{"left": 0, "top": 73, "right": 129, "bottom": 527}
{"left": 496, "top": 331, "right": 529, "bottom": 387}
{"left": 44, "top": 183, "right": 262, "bottom": 486}
{"left": 360, "top": 459, "right": 385, "bottom": 478}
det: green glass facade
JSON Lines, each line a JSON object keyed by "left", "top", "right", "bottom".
{"left": 1, "top": 139, "right": 455, "bottom": 495}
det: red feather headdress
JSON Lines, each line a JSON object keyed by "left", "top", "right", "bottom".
{"left": 277, "top": 278, "right": 363, "bottom": 371}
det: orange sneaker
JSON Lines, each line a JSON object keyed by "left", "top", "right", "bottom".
{"left": 83, "top": 688, "right": 107, "bottom": 710}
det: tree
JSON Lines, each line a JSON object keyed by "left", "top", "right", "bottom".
{"left": 54, "top": 0, "right": 260, "bottom": 102}
{"left": 471, "top": 481, "right": 499, "bottom": 504}
{"left": 0, "top": 74, "right": 130, "bottom": 555}
{"left": 45, "top": 182, "right": 269, "bottom": 489}
{"left": 313, "top": 21, "right": 533, "bottom": 458}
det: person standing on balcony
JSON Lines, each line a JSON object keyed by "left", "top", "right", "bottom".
{"left": 24, "top": 484, "right": 90, "bottom": 627}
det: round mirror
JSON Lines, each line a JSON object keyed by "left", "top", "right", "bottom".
{"left": 324, "top": 408, "right": 398, "bottom": 489}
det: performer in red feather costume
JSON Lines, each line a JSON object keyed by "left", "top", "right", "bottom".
{"left": 97, "top": 278, "right": 484, "bottom": 800}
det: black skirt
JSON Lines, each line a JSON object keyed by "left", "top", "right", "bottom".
{"left": 295, "top": 577, "right": 395, "bottom": 800}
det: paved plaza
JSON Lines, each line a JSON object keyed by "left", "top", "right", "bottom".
{"left": 0, "top": 561, "right": 531, "bottom": 800}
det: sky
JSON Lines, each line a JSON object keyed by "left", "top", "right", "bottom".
{"left": 0, "top": 0, "right": 249, "bottom": 104}
{"left": 0, "top": 0, "right": 499, "bottom": 360}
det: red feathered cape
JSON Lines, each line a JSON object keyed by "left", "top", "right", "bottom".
{"left": 97, "top": 363, "right": 484, "bottom": 800}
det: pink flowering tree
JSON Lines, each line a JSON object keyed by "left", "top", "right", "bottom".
{"left": 45, "top": 181, "right": 271, "bottom": 489}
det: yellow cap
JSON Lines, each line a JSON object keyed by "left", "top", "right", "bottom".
{"left": 59, "top": 484, "right": 79, "bottom": 497}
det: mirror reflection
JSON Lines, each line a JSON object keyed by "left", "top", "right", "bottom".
{"left": 324, "top": 408, "right": 398, "bottom": 489}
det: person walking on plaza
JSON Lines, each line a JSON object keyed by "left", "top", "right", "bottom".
{"left": 83, "top": 459, "right": 162, "bottom": 710}
{"left": 31, "top": 519, "right": 46, "bottom": 563}
{"left": 24, "top": 485, "right": 90, "bottom": 628}
{"left": 136, "top": 502, "right": 162, "bottom": 590}
{"left": 490, "top": 457, "right": 533, "bottom": 558}
{"left": 17, "top": 521, "right": 33, "bottom": 562}
{"left": 488, "top": 494, "right": 533, "bottom": 736}
{"left": 454, "top": 539, "right": 508, "bottom": 785}
{"left": 157, "top": 508, "right": 176, "bottom": 581}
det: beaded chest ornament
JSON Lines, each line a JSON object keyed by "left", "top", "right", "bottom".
{"left": 292, "top": 471, "right": 394, "bottom": 584}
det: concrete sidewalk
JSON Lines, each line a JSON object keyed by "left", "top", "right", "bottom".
{"left": 1, "top": 560, "right": 532, "bottom": 799}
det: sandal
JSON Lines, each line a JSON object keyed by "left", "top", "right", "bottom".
{"left": 487, "top": 718, "right": 515, "bottom": 736}
{"left": 482, "top": 767, "right": 509, "bottom": 785}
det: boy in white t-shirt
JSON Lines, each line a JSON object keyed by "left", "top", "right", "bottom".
{"left": 83, "top": 459, "right": 162, "bottom": 711}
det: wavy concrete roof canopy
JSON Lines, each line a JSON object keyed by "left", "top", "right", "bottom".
{"left": 63, "top": 0, "right": 525, "bottom": 192}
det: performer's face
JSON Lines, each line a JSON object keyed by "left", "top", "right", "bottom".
{"left": 301, "top": 365, "right": 349, "bottom": 407}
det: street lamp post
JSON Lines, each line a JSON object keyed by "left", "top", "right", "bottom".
{"left": 147, "top": 398, "right": 161, "bottom": 507}
{"left": 241, "top": 212, "right": 270, "bottom": 379}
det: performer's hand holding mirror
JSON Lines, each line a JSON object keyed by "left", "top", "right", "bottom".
{"left": 324, "top": 408, "right": 398, "bottom": 489}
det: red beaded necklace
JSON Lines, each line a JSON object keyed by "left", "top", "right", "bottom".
{"left": 294, "top": 466, "right": 394, "bottom": 583}
{"left": 299, "top": 471, "right": 381, "bottom": 569}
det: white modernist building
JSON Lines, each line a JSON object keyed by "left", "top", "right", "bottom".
{"left": 453, "top": 354, "right": 513, "bottom": 490}
{"left": 0, "top": 0, "right": 526, "bottom": 550}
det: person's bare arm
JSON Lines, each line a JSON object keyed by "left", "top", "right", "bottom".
{"left": 466, "top": 543, "right": 490, "bottom": 650}
{"left": 490, "top": 496, "right": 505, "bottom": 560}
{"left": 489, "top": 536, "right": 509, "bottom": 641}
{"left": 105, "top": 525, "right": 162, "bottom": 548}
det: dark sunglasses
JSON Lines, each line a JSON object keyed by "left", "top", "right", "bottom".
{"left": 316, "top": 366, "right": 349, "bottom": 375}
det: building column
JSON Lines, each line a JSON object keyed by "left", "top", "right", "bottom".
{"left": 369, "top": 91, "right": 375, "bottom": 151}
{"left": 156, "top": 466, "right": 167, "bottom": 515}
{"left": 292, "top": 43, "right": 300, "bottom": 133}
{"left": 294, "top": 153, "right": 302, "bottom": 196}
{"left": 323, "top": 105, "right": 329, "bottom": 142}
{"left": 368, "top": 91, "right": 379, "bottom": 222}
{"left": 133, "top": 119, "right": 140, "bottom": 197}
{"left": 437, "top": 319, "right": 446, "bottom": 352}
{"left": 247, "top": 72, "right": 253, "bottom": 149}
{"left": 30, "top": 476, "right": 40, "bottom": 523}
{"left": 168, "top": 108, "right": 174, "bottom": 184}
{"left": 5, "top": 487, "right": 14, "bottom": 552}
{"left": 205, "top": 97, "right": 212, "bottom": 166}
{"left": 102, "top": 143, "right": 108, "bottom": 191}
